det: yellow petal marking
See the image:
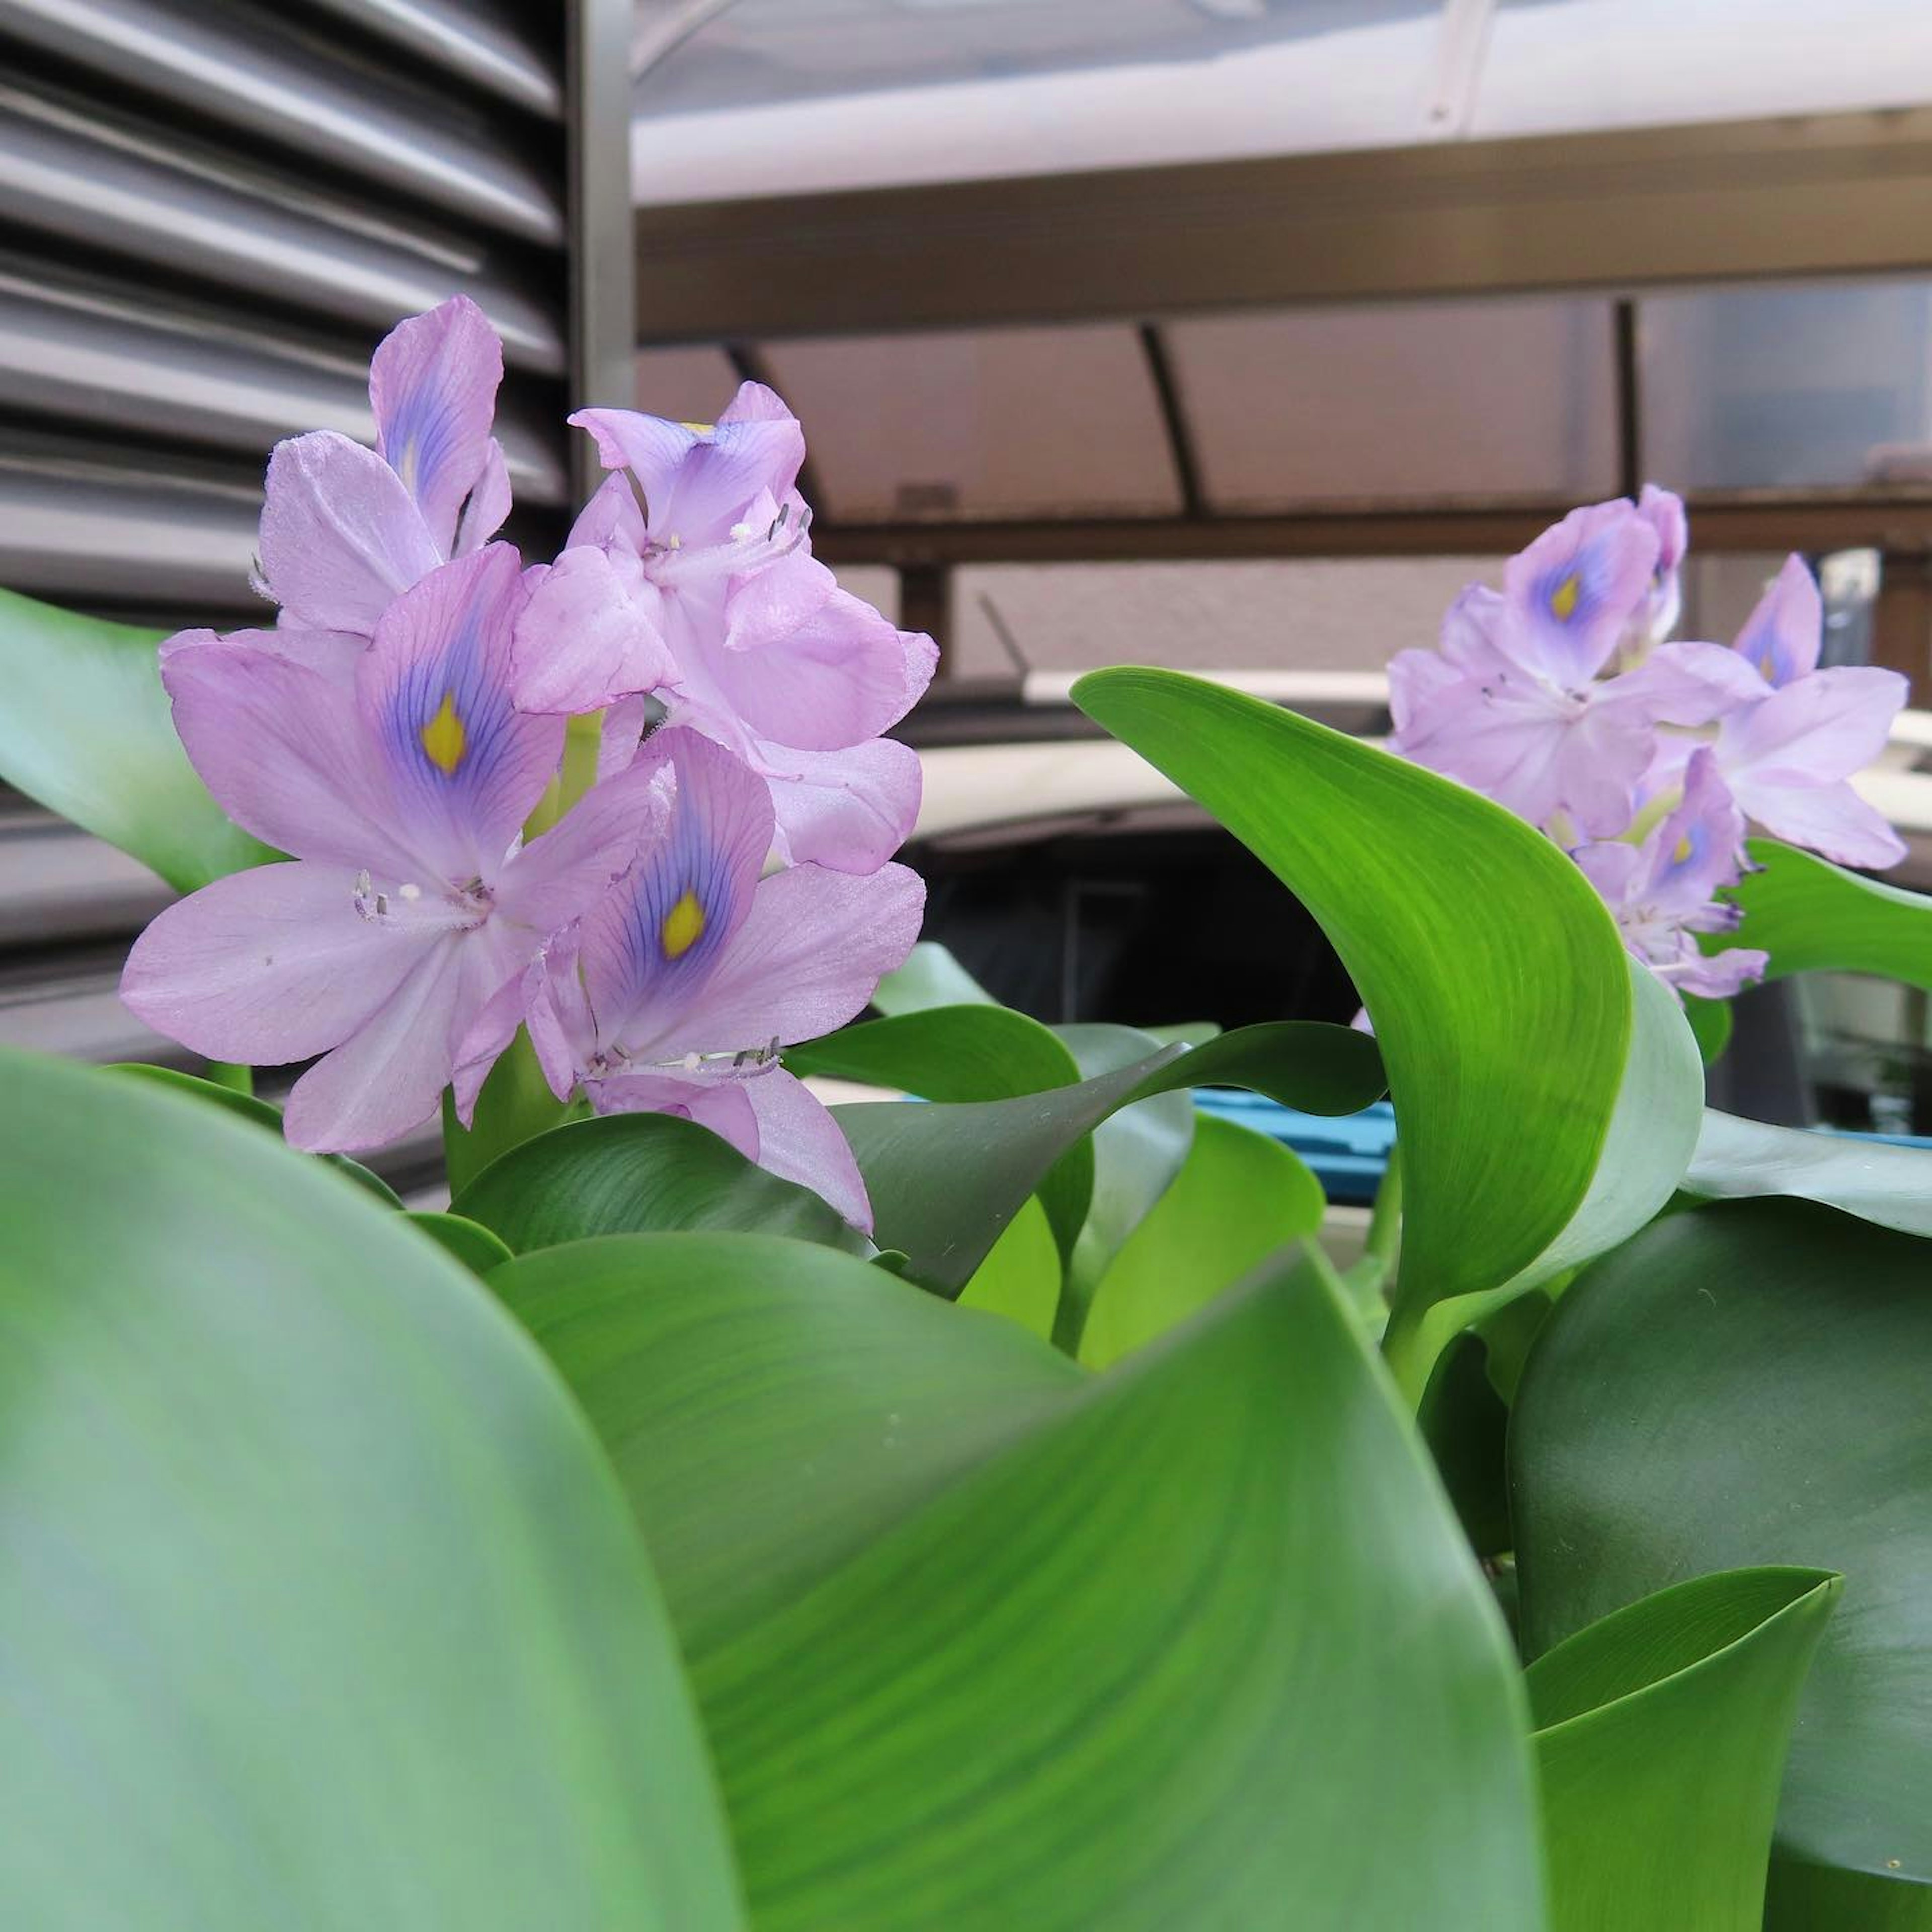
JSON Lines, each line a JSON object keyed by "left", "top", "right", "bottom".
{"left": 1673, "top": 833, "right": 1694, "bottom": 865}
{"left": 662, "top": 888, "right": 706, "bottom": 959}
{"left": 680, "top": 420, "right": 716, "bottom": 435}
{"left": 1760, "top": 649, "right": 1777, "bottom": 680}
{"left": 1550, "top": 574, "right": 1581, "bottom": 621}
{"left": 420, "top": 691, "right": 467, "bottom": 776}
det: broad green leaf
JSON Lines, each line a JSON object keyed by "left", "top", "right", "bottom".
{"left": 1051, "top": 1021, "right": 1196, "bottom": 1352}
{"left": 695, "top": 1252, "right": 1544, "bottom": 1931}
{"left": 1417, "top": 1330, "right": 1513, "bottom": 1558}
{"left": 512, "top": 1232, "right": 1543, "bottom": 1929}
{"left": 107, "top": 1061, "right": 403, "bottom": 1207}
{"left": 834, "top": 1021, "right": 1383, "bottom": 1298}
{"left": 1765, "top": 1859, "right": 1932, "bottom": 1928}
{"left": 869, "top": 940, "right": 997, "bottom": 1014}
{"left": 453, "top": 1112, "right": 870, "bottom": 1257}
{"left": 407, "top": 1210, "right": 515, "bottom": 1275}
{"left": 0, "top": 1051, "right": 743, "bottom": 1929}
{"left": 1687, "top": 1108, "right": 1932, "bottom": 1238}
{"left": 958, "top": 1194, "right": 1061, "bottom": 1339}
{"left": 787, "top": 1004, "right": 1092, "bottom": 1256}
{"left": 493, "top": 1232, "right": 1085, "bottom": 1658}
{"left": 1080, "top": 1112, "right": 1323, "bottom": 1369}
{"left": 0, "top": 585, "right": 275, "bottom": 892}
{"left": 1072, "top": 667, "right": 1632, "bottom": 1336}
{"left": 1725, "top": 838, "right": 1932, "bottom": 988}
{"left": 1528, "top": 1567, "right": 1839, "bottom": 1932}
{"left": 444, "top": 1027, "right": 586, "bottom": 1198}
{"left": 1513, "top": 1197, "right": 1932, "bottom": 1893}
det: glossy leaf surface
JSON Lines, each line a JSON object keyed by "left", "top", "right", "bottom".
{"left": 0, "top": 1052, "right": 743, "bottom": 1929}
{"left": 453, "top": 1112, "right": 870, "bottom": 1257}
{"left": 1687, "top": 1108, "right": 1932, "bottom": 1239}
{"left": 1514, "top": 1198, "right": 1932, "bottom": 1890}
{"left": 1529, "top": 1567, "right": 1838, "bottom": 1932}
{"left": 1727, "top": 838, "right": 1932, "bottom": 988}
{"left": 1073, "top": 667, "right": 1631, "bottom": 1324}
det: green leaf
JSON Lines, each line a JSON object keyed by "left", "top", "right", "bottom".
{"left": 1417, "top": 1330, "right": 1513, "bottom": 1557}
{"left": 958, "top": 1194, "right": 1061, "bottom": 1339}
{"left": 868, "top": 940, "right": 997, "bottom": 1014}
{"left": 510, "top": 1233, "right": 1543, "bottom": 1930}
{"left": 0, "top": 586, "right": 276, "bottom": 892}
{"left": 407, "top": 1209, "right": 515, "bottom": 1275}
{"left": 1512, "top": 1197, "right": 1932, "bottom": 1893}
{"left": 453, "top": 1111, "right": 871, "bottom": 1258}
{"left": 444, "top": 1027, "right": 586, "bottom": 1199}
{"left": 834, "top": 1020, "right": 1383, "bottom": 1298}
{"left": 1079, "top": 1112, "right": 1323, "bottom": 1369}
{"left": 1687, "top": 1108, "right": 1932, "bottom": 1238}
{"left": 1683, "top": 992, "right": 1734, "bottom": 1065}
{"left": 0, "top": 1051, "right": 743, "bottom": 1929}
{"left": 1724, "top": 838, "right": 1932, "bottom": 988}
{"left": 1050, "top": 1022, "right": 1196, "bottom": 1352}
{"left": 1072, "top": 667, "right": 1632, "bottom": 1334}
{"left": 1764, "top": 1859, "right": 1932, "bottom": 1928}
{"left": 786, "top": 1004, "right": 1093, "bottom": 1257}
{"left": 1528, "top": 1567, "right": 1839, "bottom": 1932}
{"left": 107, "top": 1061, "right": 403, "bottom": 1207}
{"left": 493, "top": 1232, "right": 1086, "bottom": 1658}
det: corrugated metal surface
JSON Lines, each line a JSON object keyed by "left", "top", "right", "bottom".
{"left": 0, "top": 0, "right": 578, "bottom": 1194}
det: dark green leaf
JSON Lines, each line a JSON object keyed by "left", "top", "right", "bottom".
{"left": 0, "top": 586, "right": 276, "bottom": 892}
{"left": 443, "top": 1027, "right": 586, "bottom": 1199}
{"left": 1682, "top": 992, "right": 1733, "bottom": 1065}
{"left": 834, "top": 1021, "right": 1383, "bottom": 1298}
{"left": 107, "top": 1061, "right": 403, "bottom": 1206}
{"left": 1529, "top": 1567, "right": 1838, "bottom": 1932}
{"left": 1513, "top": 1198, "right": 1932, "bottom": 1891}
{"left": 1071, "top": 667, "right": 1633, "bottom": 1339}
{"left": 511, "top": 1232, "right": 1543, "bottom": 1930}
{"left": 453, "top": 1111, "right": 870, "bottom": 1258}
{"left": 407, "top": 1210, "right": 515, "bottom": 1275}
{"left": 0, "top": 1051, "right": 743, "bottom": 1929}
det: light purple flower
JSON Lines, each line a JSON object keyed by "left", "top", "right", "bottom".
{"left": 1645, "top": 554, "right": 1909, "bottom": 868}
{"left": 253, "top": 296, "right": 513, "bottom": 635}
{"left": 459, "top": 727, "right": 924, "bottom": 1230}
{"left": 510, "top": 382, "right": 937, "bottom": 872}
{"left": 121, "top": 544, "right": 665, "bottom": 1152}
{"left": 1390, "top": 562, "right": 1757, "bottom": 837}
{"left": 1574, "top": 750, "right": 1766, "bottom": 999}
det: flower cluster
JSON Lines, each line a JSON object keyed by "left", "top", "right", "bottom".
{"left": 121, "top": 297, "right": 932, "bottom": 1228}
{"left": 1389, "top": 489, "right": 1907, "bottom": 997}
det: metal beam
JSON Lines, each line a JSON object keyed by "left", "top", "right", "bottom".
{"left": 812, "top": 496, "right": 1932, "bottom": 569}
{"left": 636, "top": 108, "right": 1932, "bottom": 344}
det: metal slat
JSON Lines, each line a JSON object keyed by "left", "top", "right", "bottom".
{"left": 0, "top": 252, "right": 569, "bottom": 503}
{"left": 0, "top": 75, "right": 566, "bottom": 373}
{"left": 0, "top": 0, "right": 564, "bottom": 246}
{"left": 0, "top": 808, "right": 169, "bottom": 947}
{"left": 308, "top": 0, "right": 560, "bottom": 120}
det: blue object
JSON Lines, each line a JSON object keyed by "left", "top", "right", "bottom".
{"left": 1191, "top": 1091, "right": 1396, "bottom": 1205}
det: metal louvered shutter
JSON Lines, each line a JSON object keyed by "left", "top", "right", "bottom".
{"left": 0, "top": 0, "right": 632, "bottom": 1196}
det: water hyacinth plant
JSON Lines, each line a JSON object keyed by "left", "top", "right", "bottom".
{"left": 1, "top": 299, "right": 1930, "bottom": 1930}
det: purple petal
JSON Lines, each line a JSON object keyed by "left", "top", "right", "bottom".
{"left": 1572, "top": 840, "right": 1644, "bottom": 908}
{"left": 1730, "top": 778, "right": 1906, "bottom": 870}
{"left": 162, "top": 623, "right": 365, "bottom": 685}
{"left": 572, "top": 391, "right": 807, "bottom": 548}
{"left": 453, "top": 439, "right": 512, "bottom": 556}
{"left": 1499, "top": 500, "right": 1659, "bottom": 688}
{"left": 510, "top": 542, "right": 675, "bottom": 714}
{"left": 163, "top": 641, "right": 421, "bottom": 874}
{"left": 369, "top": 295, "right": 506, "bottom": 556}
{"left": 576, "top": 727, "right": 774, "bottom": 1044}
{"left": 596, "top": 694, "right": 651, "bottom": 782}
{"left": 283, "top": 934, "right": 485, "bottom": 1153}
{"left": 673, "top": 860, "right": 924, "bottom": 1054}
{"left": 1439, "top": 586, "right": 1511, "bottom": 674}
{"left": 1600, "top": 640, "right": 1766, "bottom": 727}
{"left": 589, "top": 1067, "right": 760, "bottom": 1160}
{"left": 1732, "top": 554, "right": 1822, "bottom": 688}
{"left": 256, "top": 431, "right": 441, "bottom": 634}
{"left": 357, "top": 544, "right": 566, "bottom": 883}
{"left": 1720, "top": 666, "right": 1907, "bottom": 788}
{"left": 567, "top": 471, "right": 648, "bottom": 554}
{"left": 494, "top": 752, "right": 672, "bottom": 940}
{"left": 743, "top": 1068, "right": 872, "bottom": 1230}
{"left": 1637, "top": 484, "right": 1687, "bottom": 577}
{"left": 1386, "top": 649, "right": 1463, "bottom": 744}
{"left": 1672, "top": 946, "right": 1769, "bottom": 1000}
{"left": 120, "top": 860, "right": 424, "bottom": 1065}
{"left": 1646, "top": 748, "right": 1747, "bottom": 916}
{"left": 712, "top": 561, "right": 938, "bottom": 751}
{"left": 762, "top": 735, "right": 924, "bottom": 872}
